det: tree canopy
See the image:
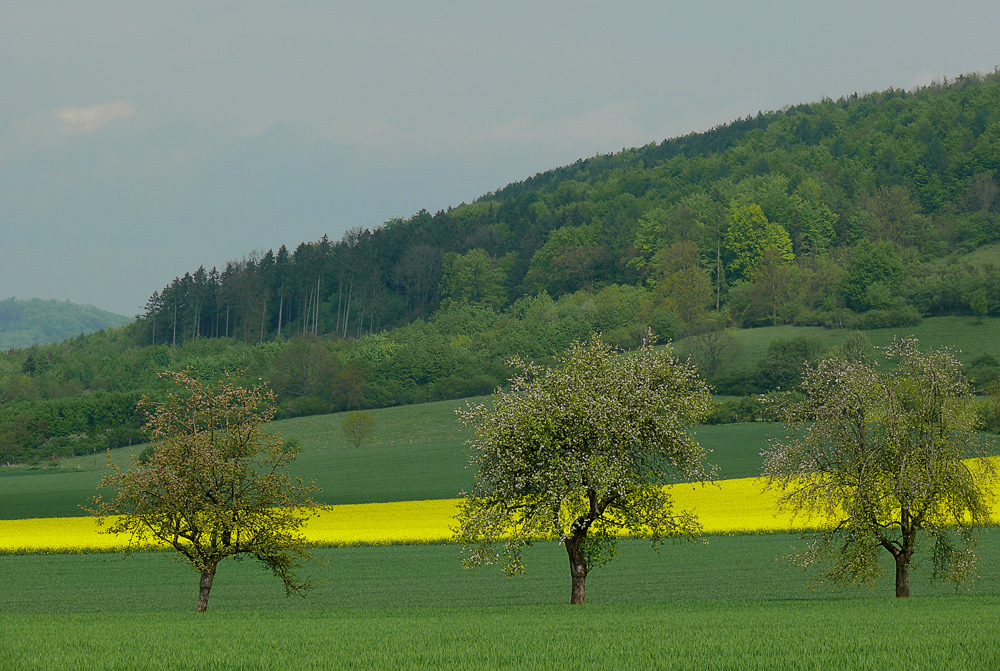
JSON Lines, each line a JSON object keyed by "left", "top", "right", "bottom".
{"left": 454, "top": 335, "right": 714, "bottom": 604}
{"left": 90, "top": 371, "right": 323, "bottom": 612}
{"left": 763, "top": 338, "right": 996, "bottom": 597}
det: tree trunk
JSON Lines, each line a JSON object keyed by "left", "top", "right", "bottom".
{"left": 565, "top": 534, "right": 588, "bottom": 605}
{"left": 894, "top": 554, "right": 910, "bottom": 598}
{"left": 277, "top": 286, "right": 284, "bottom": 337}
{"left": 196, "top": 563, "right": 218, "bottom": 613}
{"left": 893, "top": 512, "right": 915, "bottom": 598}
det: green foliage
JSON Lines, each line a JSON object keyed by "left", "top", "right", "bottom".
{"left": 524, "top": 224, "right": 602, "bottom": 294}
{"left": 825, "top": 330, "right": 876, "bottom": 364}
{"left": 724, "top": 204, "right": 794, "bottom": 283}
{"left": 90, "top": 371, "right": 324, "bottom": 611}
{"left": 455, "top": 335, "right": 713, "bottom": 603}
{"left": 968, "top": 353, "right": 1000, "bottom": 390}
{"left": 971, "top": 288, "right": 990, "bottom": 322}
{"left": 440, "top": 248, "right": 512, "bottom": 310}
{"left": 764, "top": 338, "right": 997, "bottom": 597}
{"left": 840, "top": 239, "right": 905, "bottom": 311}
{"left": 753, "top": 336, "right": 822, "bottom": 391}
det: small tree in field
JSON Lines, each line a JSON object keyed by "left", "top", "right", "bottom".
{"left": 763, "top": 338, "right": 996, "bottom": 597}
{"left": 342, "top": 410, "right": 376, "bottom": 449}
{"left": 454, "top": 335, "right": 714, "bottom": 605}
{"left": 91, "top": 371, "right": 323, "bottom": 612}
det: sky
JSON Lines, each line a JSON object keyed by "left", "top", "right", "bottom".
{"left": 4, "top": 1, "right": 1000, "bottom": 317}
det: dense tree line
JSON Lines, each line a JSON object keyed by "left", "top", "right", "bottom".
{"left": 0, "top": 284, "right": 717, "bottom": 463}
{"left": 137, "top": 71, "right": 1000, "bottom": 346}
{"left": 5, "top": 287, "right": 1000, "bottom": 465}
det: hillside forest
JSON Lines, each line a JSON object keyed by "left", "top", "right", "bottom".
{"left": 4, "top": 71, "right": 1000, "bottom": 464}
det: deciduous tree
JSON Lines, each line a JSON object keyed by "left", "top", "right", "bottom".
{"left": 685, "top": 327, "right": 742, "bottom": 380}
{"left": 454, "top": 335, "right": 714, "bottom": 604}
{"left": 342, "top": 410, "right": 376, "bottom": 449}
{"left": 441, "top": 248, "right": 511, "bottom": 310}
{"left": 724, "top": 204, "right": 794, "bottom": 283}
{"left": 763, "top": 338, "right": 995, "bottom": 597}
{"left": 90, "top": 371, "right": 322, "bottom": 612}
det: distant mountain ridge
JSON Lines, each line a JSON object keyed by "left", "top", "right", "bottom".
{"left": 0, "top": 297, "right": 130, "bottom": 349}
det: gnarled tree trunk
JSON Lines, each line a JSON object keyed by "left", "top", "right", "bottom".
{"left": 565, "top": 532, "right": 589, "bottom": 605}
{"left": 890, "top": 512, "right": 916, "bottom": 598}
{"left": 196, "top": 562, "right": 218, "bottom": 612}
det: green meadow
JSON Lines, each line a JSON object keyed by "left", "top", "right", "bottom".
{"left": 4, "top": 535, "right": 1000, "bottom": 669}
{"left": 4, "top": 598, "right": 998, "bottom": 670}
{"left": 4, "top": 599, "right": 1000, "bottom": 670}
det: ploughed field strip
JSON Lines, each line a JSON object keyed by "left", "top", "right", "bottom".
{"left": 6, "top": 464, "right": 1000, "bottom": 553}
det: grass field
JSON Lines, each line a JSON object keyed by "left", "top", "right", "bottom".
{"left": 4, "top": 536, "right": 1000, "bottom": 669}
{"left": 0, "top": 396, "right": 480, "bottom": 519}
{"left": 4, "top": 598, "right": 1000, "bottom": 670}
{"left": 6, "top": 533, "right": 1000, "bottom": 614}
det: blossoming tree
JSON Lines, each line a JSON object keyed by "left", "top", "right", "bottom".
{"left": 454, "top": 335, "right": 714, "bottom": 604}
{"left": 764, "top": 338, "right": 996, "bottom": 597}
{"left": 91, "top": 371, "right": 323, "bottom": 612}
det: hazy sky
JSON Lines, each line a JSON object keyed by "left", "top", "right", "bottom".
{"left": 4, "top": 1, "right": 1000, "bottom": 316}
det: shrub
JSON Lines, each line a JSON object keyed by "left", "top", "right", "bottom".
{"left": 848, "top": 304, "right": 921, "bottom": 329}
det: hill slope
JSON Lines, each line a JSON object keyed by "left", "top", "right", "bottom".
{"left": 0, "top": 298, "right": 130, "bottom": 349}
{"left": 137, "top": 71, "right": 1000, "bottom": 345}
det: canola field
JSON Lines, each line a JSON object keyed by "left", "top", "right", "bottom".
{"left": 1, "top": 473, "right": 980, "bottom": 554}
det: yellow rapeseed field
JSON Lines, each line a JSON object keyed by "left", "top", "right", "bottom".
{"left": 4, "top": 473, "right": 999, "bottom": 554}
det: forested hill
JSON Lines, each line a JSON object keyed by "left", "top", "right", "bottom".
{"left": 6, "top": 71, "right": 1000, "bottom": 465}
{"left": 0, "top": 298, "right": 129, "bottom": 349}
{"left": 138, "top": 71, "right": 1000, "bottom": 345}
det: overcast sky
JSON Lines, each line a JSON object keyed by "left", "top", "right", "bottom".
{"left": 4, "top": 1, "right": 1000, "bottom": 316}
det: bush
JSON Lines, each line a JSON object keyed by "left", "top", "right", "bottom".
{"left": 848, "top": 304, "right": 922, "bottom": 329}
{"left": 429, "top": 375, "right": 499, "bottom": 400}
{"left": 602, "top": 323, "right": 650, "bottom": 350}
{"left": 276, "top": 396, "right": 335, "bottom": 420}
{"left": 704, "top": 394, "right": 789, "bottom": 424}
{"left": 40, "top": 434, "right": 103, "bottom": 459}
{"left": 342, "top": 411, "right": 376, "bottom": 449}
{"left": 709, "top": 369, "right": 758, "bottom": 396}
{"left": 646, "top": 308, "right": 682, "bottom": 341}
{"left": 792, "top": 309, "right": 845, "bottom": 328}
{"left": 752, "top": 336, "right": 822, "bottom": 392}
{"left": 967, "top": 354, "right": 1000, "bottom": 389}
{"left": 138, "top": 445, "right": 155, "bottom": 465}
